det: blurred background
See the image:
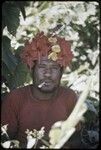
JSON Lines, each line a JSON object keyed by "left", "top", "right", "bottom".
{"left": 2, "top": 1, "right": 99, "bottom": 148}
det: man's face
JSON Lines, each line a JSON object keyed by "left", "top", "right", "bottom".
{"left": 32, "top": 56, "right": 63, "bottom": 93}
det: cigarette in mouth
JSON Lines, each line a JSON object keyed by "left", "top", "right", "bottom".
{"left": 38, "top": 82, "right": 46, "bottom": 88}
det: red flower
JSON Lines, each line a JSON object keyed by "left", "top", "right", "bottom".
{"left": 20, "top": 32, "right": 74, "bottom": 69}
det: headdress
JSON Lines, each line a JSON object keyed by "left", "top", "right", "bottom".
{"left": 20, "top": 32, "right": 73, "bottom": 70}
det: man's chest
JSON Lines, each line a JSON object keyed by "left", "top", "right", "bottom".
{"left": 18, "top": 100, "right": 68, "bottom": 133}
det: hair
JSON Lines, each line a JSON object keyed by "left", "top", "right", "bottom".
{"left": 20, "top": 31, "right": 74, "bottom": 70}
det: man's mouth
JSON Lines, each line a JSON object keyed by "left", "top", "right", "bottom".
{"left": 38, "top": 80, "right": 53, "bottom": 88}
{"left": 38, "top": 82, "right": 46, "bottom": 88}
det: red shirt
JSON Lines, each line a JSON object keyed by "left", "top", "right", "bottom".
{"left": 1, "top": 85, "right": 77, "bottom": 147}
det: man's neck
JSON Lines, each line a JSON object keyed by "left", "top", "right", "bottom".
{"left": 31, "top": 86, "right": 59, "bottom": 101}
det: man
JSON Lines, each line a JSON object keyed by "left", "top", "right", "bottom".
{"left": 1, "top": 32, "right": 81, "bottom": 148}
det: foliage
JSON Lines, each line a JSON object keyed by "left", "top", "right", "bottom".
{"left": 2, "top": 2, "right": 99, "bottom": 92}
{"left": 2, "top": 1, "right": 31, "bottom": 92}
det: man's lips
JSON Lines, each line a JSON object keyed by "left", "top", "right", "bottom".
{"left": 45, "top": 81, "right": 52, "bottom": 83}
{"left": 41, "top": 79, "right": 53, "bottom": 83}
{"left": 39, "top": 80, "right": 53, "bottom": 87}
{"left": 44, "top": 80, "right": 53, "bottom": 84}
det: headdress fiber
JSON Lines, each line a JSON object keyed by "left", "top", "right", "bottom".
{"left": 20, "top": 32, "right": 73, "bottom": 70}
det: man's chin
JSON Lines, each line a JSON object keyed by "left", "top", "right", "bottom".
{"left": 39, "top": 86, "right": 56, "bottom": 93}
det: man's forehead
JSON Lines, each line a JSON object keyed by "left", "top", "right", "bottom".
{"left": 36, "top": 56, "right": 60, "bottom": 66}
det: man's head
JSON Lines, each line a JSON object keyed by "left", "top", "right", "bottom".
{"left": 32, "top": 56, "right": 63, "bottom": 93}
{"left": 20, "top": 31, "right": 73, "bottom": 92}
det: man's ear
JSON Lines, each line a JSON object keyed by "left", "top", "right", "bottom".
{"left": 31, "top": 61, "right": 37, "bottom": 76}
{"left": 60, "top": 67, "right": 64, "bottom": 78}
{"left": 30, "top": 66, "right": 35, "bottom": 78}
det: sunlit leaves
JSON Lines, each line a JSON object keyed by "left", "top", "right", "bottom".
{"left": 2, "top": 1, "right": 99, "bottom": 96}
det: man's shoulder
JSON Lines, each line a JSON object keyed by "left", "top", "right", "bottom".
{"left": 60, "top": 86, "right": 77, "bottom": 96}
{"left": 3, "top": 85, "right": 31, "bottom": 101}
{"left": 59, "top": 86, "right": 78, "bottom": 115}
{"left": 60, "top": 86, "right": 78, "bottom": 104}
{"left": 12, "top": 84, "right": 30, "bottom": 92}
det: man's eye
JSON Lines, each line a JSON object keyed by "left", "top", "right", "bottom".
{"left": 52, "top": 67, "right": 59, "bottom": 70}
{"left": 38, "top": 65, "right": 45, "bottom": 69}
{"left": 39, "top": 68, "right": 45, "bottom": 71}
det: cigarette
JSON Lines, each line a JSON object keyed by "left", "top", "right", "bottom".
{"left": 38, "top": 82, "right": 46, "bottom": 88}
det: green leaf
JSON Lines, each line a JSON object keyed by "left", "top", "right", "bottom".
{"left": 2, "top": 36, "right": 18, "bottom": 74}
{"left": 2, "top": 2, "right": 20, "bottom": 36}
{"left": 8, "top": 62, "right": 31, "bottom": 89}
{"left": 15, "top": 1, "right": 27, "bottom": 20}
{"left": 15, "top": 46, "right": 24, "bottom": 60}
{"left": 2, "top": 62, "right": 11, "bottom": 80}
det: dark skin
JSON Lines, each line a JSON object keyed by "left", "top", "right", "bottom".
{"left": 31, "top": 56, "right": 63, "bottom": 101}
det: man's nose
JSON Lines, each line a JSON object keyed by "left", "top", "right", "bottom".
{"left": 44, "top": 68, "right": 51, "bottom": 77}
